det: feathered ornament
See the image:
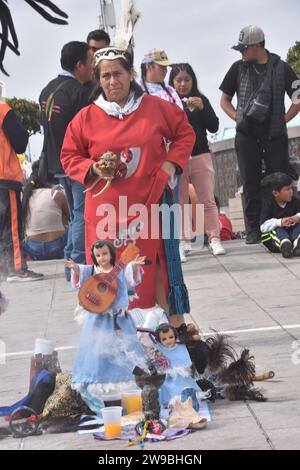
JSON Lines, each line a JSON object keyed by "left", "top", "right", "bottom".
{"left": 225, "top": 384, "right": 267, "bottom": 402}
{"left": 205, "top": 332, "right": 236, "bottom": 372}
{"left": 193, "top": 332, "right": 267, "bottom": 402}
{"left": 114, "top": 0, "right": 140, "bottom": 64}
{"left": 220, "top": 348, "right": 256, "bottom": 386}
{"left": 115, "top": 0, "right": 140, "bottom": 49}
{"left": 94, "top": 0, "right": 140, "bottom": 67}
{"left": 93, "top": 0, "right": 140, "bottom": 68}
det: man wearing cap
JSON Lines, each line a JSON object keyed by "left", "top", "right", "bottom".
{"left": 220, "top": 25, "right": 300, "bottom": 244}
{"left": 139, "top": 49, "right": 183, "bottom": 108}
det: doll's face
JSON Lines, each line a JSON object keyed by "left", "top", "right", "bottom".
{"left": 93, "top": 245, "right": 112, "bottom": 269}
{"left": 159, "top": 329, "right": 176, "bottom": 348}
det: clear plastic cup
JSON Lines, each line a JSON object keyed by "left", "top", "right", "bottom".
{"left": 123, "top": 389, "right": 142, "bottom": 414}
{"left": 101, "top": 392, "right": 122, "bottom": 407}
{"left": 101, "top": 406, "right": 122, "bottom": 439}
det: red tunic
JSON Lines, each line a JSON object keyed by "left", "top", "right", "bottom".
{"left": 61, "top": 94, "right": 195, "bottom": 309}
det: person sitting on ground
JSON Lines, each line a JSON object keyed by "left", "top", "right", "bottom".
{"left": 260, "top": 172, "right": 300, "bottom": 258}
{"left": 215, "top": 196, "right": 233, "bottom": 241}
{"left": 22, "top": 161, "right": 70, "bottom": 260}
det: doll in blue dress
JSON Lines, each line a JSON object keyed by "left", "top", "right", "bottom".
{"left": 66, "top": 240, "right": 146, "bottom": 415}
{"left": 153, "top": 323, "right": 202, "bottom": 409}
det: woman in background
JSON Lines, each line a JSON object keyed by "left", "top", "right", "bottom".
{"left": 22, "top": 161, "right": 69, "bottom": 260}
{"left": 169, "top": 63, "right": 226, "bottom": 260}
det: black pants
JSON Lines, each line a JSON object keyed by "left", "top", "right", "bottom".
{"left": 0, "top": 188, "right": 27, "bottom": 275}
{"left": 262, "top": 224, "right": 300, "bottom": 252}
{"left": 235, "top": 132, "right": 289, "bottom": 232}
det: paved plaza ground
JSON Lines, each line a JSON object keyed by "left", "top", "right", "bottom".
{"left": 0, "top": 239, "right": 299, "bottom": 450}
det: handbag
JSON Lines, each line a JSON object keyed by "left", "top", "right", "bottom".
{"left": 244, "top": 58, "right": 274, "bottom": 123}
{"left": 245, "top": 87, "right": 271, "bottom": 122}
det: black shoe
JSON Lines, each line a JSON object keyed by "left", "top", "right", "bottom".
{"left": 245, "top": 230, "right": 261, "bottom": 244}
{"left": 280, "top": 239, "right": 293, "bottom": 258}
{"left": 6, "top": 269, "right": 44, "bottom": 282}
{"left": 293, "top": 236, "right": 300, "bottom": 257}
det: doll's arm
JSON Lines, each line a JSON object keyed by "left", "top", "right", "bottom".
{"left": 124, "top": 258, "right": 145, "bottom": 288}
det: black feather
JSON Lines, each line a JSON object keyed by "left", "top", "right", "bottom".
{"left": 220, "top": 348, "right": 256, "bottom": 386}
{"left": 205, "top": 333, "right": 236, "bottom": 371}
{"left": 28, "top": 0, "right": 68, "bottom": 18}
{"left": 25, "top": 0, "right": 68, "bottom": 24}
{"left": 225, "top": 384, "right": 267, "bottom": 402}
{"left": 0, "top": 0, "right": 68, "bottom": 75}
{"left": 0, "top": 34, "right": 19, "bottom": 55}
{"left": 196, "top": 378, "right": 217, "bottom": 401}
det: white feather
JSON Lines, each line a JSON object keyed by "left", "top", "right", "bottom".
{"left": 114, "top": 0, "right": 140, "bottom": 49}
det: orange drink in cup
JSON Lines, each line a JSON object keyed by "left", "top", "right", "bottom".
{"left": 123, "top": 390, "right": 142, "bottom": 414}
{"left": 101, "top": 406, "right": 122, "bottom": 439}
{"left": 103, "top": 422, "right": 121, "bottom": 439}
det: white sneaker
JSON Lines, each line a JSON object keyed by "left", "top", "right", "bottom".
{"left": 209, "top": 237, "right": 226, "bottom": 255}
{"left": 184, "top": 242, "right": 192, "bottom": 255}
{"left": 179, "top": 242, "right": 187, "bottom": 263}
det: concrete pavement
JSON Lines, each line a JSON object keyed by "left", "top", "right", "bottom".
{"left": 0, "top": 240, "right": 299, "bottom": 450}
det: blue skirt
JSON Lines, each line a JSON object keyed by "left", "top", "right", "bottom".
{"left": 72, "top": 311, "right": 146, "bottom": 386}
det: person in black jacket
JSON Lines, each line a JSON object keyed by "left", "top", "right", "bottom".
{"left": 260, "top": 172, "right": 300, "bottom": 258}
{"left": 39, "top": 41, "right": 93, "bottom": 280}
{"left": 169, "top": 63, "right": 225, "bottom": 259}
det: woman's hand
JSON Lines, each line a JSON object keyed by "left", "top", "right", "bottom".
{"left": 160, "top": 161, "right": 176, "bottom": 178}
{"left": 188, "top": 97, "right": 204, "bottom": 110}
{"left": 65, "top": 259, "right": 79, "bottom": 276}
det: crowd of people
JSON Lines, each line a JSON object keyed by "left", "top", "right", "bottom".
{"left": 1, "top": 17, "right": 300, "bottom": 415}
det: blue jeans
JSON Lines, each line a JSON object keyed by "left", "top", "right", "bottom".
{"left": 23, "top": 234, "right": 67, "bottom": 260}
{"left": 262, "top": 224, "right": 300, "bottom": 252}
{"left": 59, "top": 177, "right": 86, "bottom": 270}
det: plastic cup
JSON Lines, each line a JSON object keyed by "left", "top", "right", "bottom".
{"left": 101, "top": 392, "right": 122, "bottom": 407}
{"left": 34, "top": 338, "right": 54, "bottom": 355}
{"left": 123, "top": 389, "right": 142, "bottom": 414}
{"left": 101, "top": 406, "right": 122, "bottom": 439}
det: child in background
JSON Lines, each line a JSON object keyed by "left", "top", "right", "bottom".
{"left": 66, "top": 240, "right": 146, "bottom": 415}
{"left": 260, "top": 172, "right": 300, "bottom": 258}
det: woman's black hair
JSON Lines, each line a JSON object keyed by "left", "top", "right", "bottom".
{"left": 22, "top": 160, "right": 52, "bottom": 235}
{"left": 140, "top": 62, "right": 176, "bottom": 103}
{"left": 155, "top": 323, "right": 178, "bottom": 344}
{"left": 90, "top": 58, "right": 144, "bottom": 101}
{"left": 169, "top": 63, "right": 202, "bottom": 98}
{"left": 90, "top": 240, "right": 116, "bottom": 266}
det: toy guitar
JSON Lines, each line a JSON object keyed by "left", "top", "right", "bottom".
{"left": 78, "top": 243, "right": 140, "bottom": 314}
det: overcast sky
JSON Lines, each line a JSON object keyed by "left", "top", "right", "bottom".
{"left": 1, "top": 0, "right": 300, "bottom": 158}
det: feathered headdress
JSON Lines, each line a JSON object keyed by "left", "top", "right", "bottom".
{"left": 94, "top": 0, "right": 140, "bottom": 67}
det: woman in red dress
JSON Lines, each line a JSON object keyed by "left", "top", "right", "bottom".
{"left": 61, "top": 46, "right": 195, "bottom": 327}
